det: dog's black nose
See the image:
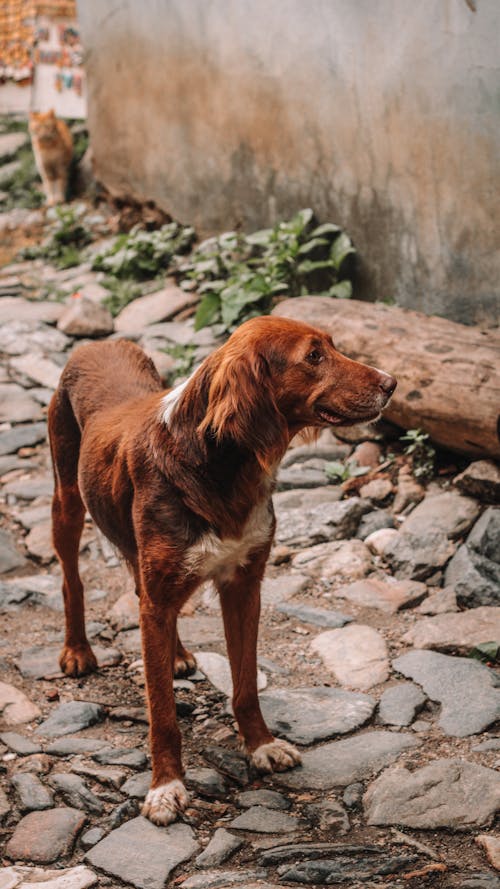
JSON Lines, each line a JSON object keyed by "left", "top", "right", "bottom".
{"left": 379, "top": 373, "right": 397, "bottom": 396}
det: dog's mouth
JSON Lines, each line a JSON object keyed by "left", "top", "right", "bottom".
{"left": 314, "top": 404, "right": 381, "bottom": 426}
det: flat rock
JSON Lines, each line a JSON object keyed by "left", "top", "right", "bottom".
{"left": 356, "top": 508, "right": 395, "bottom": 539}
{"left": 0, "top": 529, "right": 26, "bottom": 575}
{"left": 364, "top": 758, "right": 500, "bottom": 828}
{"left": 259, "top": 686, "right": 375, "bottom": 744}
{"left": 85, "top": 816, "right": 199, "bottom": 889}
{"left": 0, "top": 732, "right": 41, "bottom": 755}
{"left": 182, "top": 871, "right": 268, "bottom": 889}
{"left": 49, "top": 773, "right": 103, "bottom": 815}
{"left": 10, "top": 355, "right": 62, "bottom": 390}
{"left": 0, "top": 681, "right": 40, "bottom": 724}
{"left": 335, "top": 577, "right": 427, "bottom": 614}
{"left": 476, "top": 835, "right": 500, "bottom": 871}
{"left": 114, "top": 286, "right": 197, "bottom": 332}
{"left": 310, "top": 624, "right": 389, "bottom": 690}
{"left": 468, "top": 508, "right": 500, "bottom": 563}
{"left": 274, "top": 731, "right": 420, "bottom": 790}
{"left": 0, "top": 298, "right": 63, "bottom": 326}
{"left": 0, "top": 319, "right": 70, "bottom": 356}
{"left": 18, "top": 644, "right": 120, "bottom": 679}
{"left": 195, "top": 651, "right": 266, "bottom": 697}
{"left": 402, "top": 491, "right": 480, "bottom": 539}
{"left": 403, "top": 607, "right": 500, "bottom": 652}
{"left": 185, "top": 767, "right": 229, "bottom": 799}
{"left": 393, "top": 650, "right": 500, "bottom": 737}
{"left": 14, "top": 503, "right": 52, "bottom": 531}
{"left": 121, "top": 770, "right": 151, "bottom": 799}
{"left": 277, "top": 462, "right": 330, "bottom": 490}
{"left": 276, "top": 853, "right": 420, "bottom": 883}
{"left": 261, "top": 572, "right": 309, "bottom": 605}
{"left": 383, "top": 529, "right": 455, "bottom": 580}
{"left": 275, "top": 497, "right": 370, "bottom": 547}
{"left": 230, "top": 805, "right": 300, "bottom": 833}
{"left": 274, "top": 487, "right": 343, "bottom": 511}
{"left": 2, "top": 476, "right": 53, "bottom": 501}
{"left": 306, "top": 797, "right": 350, "bottom": 833}
{"left": 0, "top": 423, "right": 47, "bottom": 457}
{"left": 71, "top": 763, "right": 127, "bottom": 789}
{"left": 281, "top": 443, "right": 351, "bottom": 468}
{"left": 177, "top": 614, "right": 225, "bottom": 647}
{"left": 11, "top": 772, "right": 54, "bottom": 812}
{"left": 0, "top": 384, "right": 43, "bottom": 423}
{"left": 359, "top": 478, "right": 393, "bottom": 502}
{"left": 202, "top": 747, "right": 249, "bottom": 785}
{"left": 445, "top": 544, "right": 500, "bottom": 607}
{"left": 378, "top": 682, "right": 426, "bottom": 726}
{"left": 46, "top": 738, "right": 108, "bottom": 756}
{"left": 92, "top": 746, "right": 147, "bottom": 769}
{"left": 195, "top": 828, "right": 243, "bottom": 868}
{"left": 6, "top": 807, "right": 86, "bottom": 863}
{"left": 418, "top": 586, "right": 458, "bottom": 614}
{"left": 0, "top": 865, "right": 97, "bottom": 889}
{"left": 0, "top": 785, "right": 10, "bottom": 822}
{"left": 107, "top": 590, "right": 139, "bottom": 630}
{"left": 292, "top": 539, "right": 373, "bottom": 583}
{"left": 237, "top": 789, "right": 291, "bottom": 810}
{"left": 24, "top": 521, "right": 55, "bottom": 562}
{"left": 455, "top": 460, "right": 500, "bottom": 504}
{"left": 35, "top": 701, "right": 105, "bottom": 737}
{"left": 57, "top": 296, "right": 114, "bottom": 337}
{"left": 275, "top": 602, "right": 352, "bottom": 627}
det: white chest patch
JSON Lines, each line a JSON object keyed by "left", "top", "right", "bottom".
{"left": 184, "top": 499, "right": 273, "bottom": 583}
{"left": 160, "top": 371, "right": 196, "bottom": 426}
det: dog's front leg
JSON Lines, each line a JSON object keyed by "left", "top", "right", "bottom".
{"left": 217, "top": 555, "right": 302, "bottom": 775}
{"left": 138, "top": 577, "right": 190, "bottom": 826}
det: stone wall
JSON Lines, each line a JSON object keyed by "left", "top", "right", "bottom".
{"left": 77, "top": 0, "right": 500, "bottom": 324}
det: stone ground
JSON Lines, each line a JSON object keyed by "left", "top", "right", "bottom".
{"left": 0, "top": 183, "right": 499, "bottom": 888}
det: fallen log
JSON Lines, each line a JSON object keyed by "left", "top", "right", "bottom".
{"left": 273, "top": 297, "right": 500, "bottom": 459}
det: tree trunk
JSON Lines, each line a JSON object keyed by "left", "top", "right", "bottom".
{"left": 274, "top": 297, "right": 500, "bottom": 459}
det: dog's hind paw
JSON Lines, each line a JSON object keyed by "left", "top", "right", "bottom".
{"left": 59, "top": 643, "right": 98, "bottom": 677}
{"left": 174, "top": 650, "right": 197, "bottom": 678}
{"left": 250, "top": 738, "right": 302, "bottom": 773}
{"left": 141, "top": 779, "right": 190, "bottom": 825}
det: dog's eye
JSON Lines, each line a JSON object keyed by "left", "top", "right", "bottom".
{"left": 306, "top": 348, "right": 323, "bottom": 365}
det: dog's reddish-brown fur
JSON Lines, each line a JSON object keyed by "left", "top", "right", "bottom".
{"left": 48, "top": 315, "right": 396, "bottom": 824}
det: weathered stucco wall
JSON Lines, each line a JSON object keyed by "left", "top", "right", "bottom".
{"left": 78, "top": 0, "right": 500, "bottom": 324}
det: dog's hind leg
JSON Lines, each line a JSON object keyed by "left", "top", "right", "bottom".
{"left": 48, "top": 389, "right": 97, "bottom": 677}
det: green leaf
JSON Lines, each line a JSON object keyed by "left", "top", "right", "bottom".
{"left": 330, "top": 232, "right": 356, "bottom": 270}
{"left": 245, "top": 228, "right": 274, "bottom": 246}
{"left": 328, "top": 280, "right": 353, "bottom": 299}
{"left": 194, "top": 292, "right": 221, "bottom": 330}
{"left": 220, "top": 287, "right": 267, "bottom": 327}
{"left": 468, "top": 641, "right": 500, "bottom": 663}
{"left": 297, "top": 237, "right": 330, "bottom": 256}
{"left": 310, "top": 222, "right": 342, "bottom": 238}
{"left": 324, "top": 461, "right": 347, "bottom": 482}
{"left": 296, "top": 259, "right": 336, "bottom": 275}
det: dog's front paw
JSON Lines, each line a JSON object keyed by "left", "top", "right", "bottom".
{"left": 141, "top": 779, "right": 190, "bottom": 825}
{"left": 250, "top": 738, "right": 302, "bottom": 773}
{"left": 59, "top": 643, "right": 98, "bottom": 677}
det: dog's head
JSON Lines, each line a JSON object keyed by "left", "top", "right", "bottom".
{"left": 197, "top": 316, "right": 396, "bottom": 471}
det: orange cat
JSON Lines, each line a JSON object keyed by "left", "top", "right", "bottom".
{"left": 29, "top": 109, "right": 73, "bottom": 206}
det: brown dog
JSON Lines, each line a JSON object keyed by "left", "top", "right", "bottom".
{"left": 48, "top": 315, "right": 396, "bottom": 825}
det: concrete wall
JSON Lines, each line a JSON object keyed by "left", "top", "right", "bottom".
{"left": 78, "top": 0, "right": 500, "bottom": 325}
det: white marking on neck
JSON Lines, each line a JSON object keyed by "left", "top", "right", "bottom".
{"left": 160, "top": 370, "right": 196, "bottom": 426}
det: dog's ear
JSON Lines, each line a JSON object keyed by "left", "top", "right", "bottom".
{"left": 198, "top": 350, "right": 288, "bottom": 472}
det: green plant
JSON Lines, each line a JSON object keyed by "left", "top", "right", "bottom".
{"left": 324, "top": 459, "right": 371, "bottom": 484}
{"left": 177, "top": 208, "right": 355, "bottom": 332}
{"left": 2, "top": 140, "right": 44, "bottom": 209}
{"left": 92, "top": 222, "right": 195, "bottom": 279}
{"left": 468, "top": 641, "right": 500, "bottom": 665}
{"left": 400, "top": 428, "right": 436, "bottom": 480}
{"left": 19, "top": 205, "right": 91, "bottom": 268}
{"left": 101, "top": 277, "right": 142, "bottom": 317}
{"left": 162, "top": 343, "right": 196, "bottom": 385}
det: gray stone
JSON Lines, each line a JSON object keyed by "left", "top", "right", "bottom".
{"left": 468, "top": 508, "right": 500, "bottom": 563}
{"left": 277, "top": 462, "right": 330, "bottom": 490}
{"left": 121, "top": 770, "right": 151, "bottom": 799}
{"left": 57, "top": 297, "right": 114, "bottom": 337}
{"left": 107, "top": 590, "right": 139, "bottom": 631}
{"left": 472, "top": 738, "right": 500, "bottom": 752}
{"left": 0, "top": 131, "right": 28, "bottom": 160}
{"left": 258, "top": 841, "right": 380, "bottom": 865}
{"left": 6, "top": 807, "right": 86, "bottom": 863}
{"left": 454, "top": 460, "right": 500, "bottom": 504}
{"left": 0, "top": 732, "right": 41, "bottom": 755}
{"left": 237, "top": 789, "right": 291, "bottom": 810}
{"left": 195, "top": 651, "right": 266, "bottom": 697}
{"left": 382, "top": 529, "right": 455, "bottom": 580}
{"left": 274, "top": 731, "right": 420, "bottom": 790}
{"left": 0, "top": 455, "right": 35, "bottom": 476}
{"left": 281, "top": 442, "right": 351, "bottom": 468}
{"left": 274, "top": 486, "right": 343, "bottom": 511}
{"left": 445, "top": 544, "right": 500, "bottom": 607}
{"left": 202, "top": 747, "right": 249, "bottom": 785}
{"left": 19, "top": 644, "right": 120, "bottom": 679}
{"left": 182, "top": 871, "right": 268, "bottom": 889}
{"left": 85, "top": 817, "right": 199, "bottom": 889}
{"left": 11, "top": 773, "right": 54, "bottom": 812}
{"left": 80, "top": 827, "right": 106, "bottom": 850}
{"left": 10, "top": 355, "right": 62, "bottom": 390}
{"left": 230, "top": 805, "right": 300, "bottom": 833}
{"left": 359, "top": 479, "right": 393, "bottom": 502}
{"left": 343, "top": 783, "right": 364, "bottom": 809}
{"left": 14, "top": 503, "right": 52, "bottom": 531}
{"left": 364, "top": 758, "right": 500, "bottom": 828}
{"left": 277, "top": 854, "right": 419, "bottom": 883}
{"left": 458, "top": 874, "right": 500, "bottom": 889}
{"left": 2, "top": 476, "right": 53, "bottom": 501}
{"left": 378, "top": 683, "right": 427, "bottom": 726}
{"left": 259, "top": 686, "right": 375, "bottom": 744}
{"left": 109, "top": 798, "right": 140, "bottom": 828}
{"left": 310, "top": 624, "right": 389, "bottom": 690}
{"left": 71, "top": 763, "right": 127, "bottom": 789}
{"left": 275, "top": 497, "right": 370, "bottom": 547}
{"left": 0, "top": 384, "right": 44, "bottom": 423}
{"left": 0, "top": 298, "right": 63, "bottom": 327}
{"left": 356, "top": 509, "right": 395, "bottom": 539}
{"left": 24, "top": 521, "right": 55, "bottom": 563}
{"left": 35, "top": 701, "right": 105, "bottom": 737}
{"left": 49, "top": 773, "right": 104, "bottom": 815}
{"left": 275, "top": 602, "right": 352, "bottom": 627}
{"left": 402, "top": 491, "right": 480, "bottom": 539}
{"left": 306, "top": 797, "right": 350, "bottom": 833}
{"left": 0, "top": 320, "right": 70, "bottom": 357}
{"left": 185, "top": 767, "right": 229, "bottom": 799}
{"left": 92, "top": 746, "right": 148, "bottom": 769}
{"left": 0, "top": 529, "right": 26, "bottom": 574}
{"left": 0, "top": 865, "right": 98, "bottom": 889}
{"left": 334, "top": 576, "right": 427, "bottom": 614}
{"left": 393, "top": 650, "right": 500, "bottom": 737}
{"left": 195, "top": 828, "right": 243, "bottom": 868}
{"left": 292, "top": 539, "right": 373, "bottom": 582}
{"left": 261, "top": 572, "right": 309, "bottom": 604}
{"left": 417, "top": 586, "right": 458, "bottom": 614}
{"left": 0, "top": 785, "right": 10, "bottom": 822}
{"left": 0, "top": 681, "right": 40, "bottom": 724}
{"left": 45, "top": 738, "right": 109, "bottom": 756}
{"left": 0, "top": 579, "right": 32, "bottom": 610}
{"left": 114, "top": 286, "right": 197, "bottom": 332}
{"left": 403, "top": 607, "right": 500, "bottom": 652}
